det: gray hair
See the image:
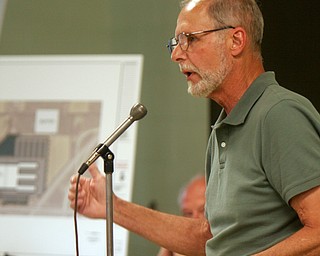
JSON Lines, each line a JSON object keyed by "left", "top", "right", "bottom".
{"left": 181, "top": 0, "right": 264, "bottom": 54}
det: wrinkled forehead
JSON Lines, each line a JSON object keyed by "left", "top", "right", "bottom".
{"left": 175, "top": 0, "right": 213, "bottom": 34}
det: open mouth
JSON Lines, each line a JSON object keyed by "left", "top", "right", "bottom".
{"left": 182, "top": 70, "right": 194, "bottom": 79}
{"left": 180, "top": 65, "right": 197, "bottom": 80}
{"left": 183, "top": 71, "right": 192, "bottom": 77}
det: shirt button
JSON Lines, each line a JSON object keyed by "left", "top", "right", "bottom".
{"left": 221, "top": 142, "right": 226, "bottom": 148}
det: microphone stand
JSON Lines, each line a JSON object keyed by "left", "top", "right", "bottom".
{"left": 100, "top": 145, "right": 115, "bottom": 256}
{"left": 76, "top": 103, "right": 147, "bottom": 255}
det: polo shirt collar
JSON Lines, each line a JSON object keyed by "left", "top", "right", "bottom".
{"left": 213, "top": 71, "right": 277, "bottom": 127}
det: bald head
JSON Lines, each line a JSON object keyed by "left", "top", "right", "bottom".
{"left": 179, "top": 176, "right": 206, "bottom": 219}
{"left": 180, "top": 0, "right": 264, "bottom": 56}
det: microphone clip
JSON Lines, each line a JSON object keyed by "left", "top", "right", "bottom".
{"left": 78, "top": 144, "right": 115, "bottom": 175}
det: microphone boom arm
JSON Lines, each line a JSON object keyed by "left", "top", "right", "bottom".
{"left": 77, "top": 103, "right": 147, "bottom": 175}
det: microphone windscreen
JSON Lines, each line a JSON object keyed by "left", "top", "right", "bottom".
{"left": 130, "top": 103, "right": 147, "bottom": 121}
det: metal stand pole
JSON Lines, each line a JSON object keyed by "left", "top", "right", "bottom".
{"left": 102, "top": 149, "right": 115, "bottom": 256}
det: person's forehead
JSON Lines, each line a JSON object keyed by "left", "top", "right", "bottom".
{"left": 175, "top": 2, "right": 213, "bottom": 33}
{"left": 183, "top": 184, "right": 206, "bottom": 201}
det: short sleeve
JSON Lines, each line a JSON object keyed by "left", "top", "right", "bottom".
{"left": 262, "top": 98, "right": 320, "bottom": 203}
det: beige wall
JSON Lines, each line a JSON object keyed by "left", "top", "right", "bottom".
{"left": 0, "top": 0, "right": 210, "bottom": 255}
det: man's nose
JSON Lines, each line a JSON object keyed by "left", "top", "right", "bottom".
{"left": 171, "top": 45, "right": 186, "bottom": 63}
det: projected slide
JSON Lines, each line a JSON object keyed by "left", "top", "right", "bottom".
{"left": 0, "top": 55, "right": 144, "bottom": 256}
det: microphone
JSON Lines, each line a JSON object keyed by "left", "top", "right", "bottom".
{"left": 78, "top": 103, "right": 147, "bottom": 174}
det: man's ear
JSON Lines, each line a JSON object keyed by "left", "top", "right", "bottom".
{"left": 230, "top": 27, "right": 246, "bottom": 56}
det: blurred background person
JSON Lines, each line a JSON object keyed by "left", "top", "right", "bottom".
{"left": 157, "top": 175, "right": 206, "bottom": 256}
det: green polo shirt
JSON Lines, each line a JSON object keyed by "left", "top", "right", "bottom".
{"left": 205, "top": 72, "right": 320, "bottom": 255}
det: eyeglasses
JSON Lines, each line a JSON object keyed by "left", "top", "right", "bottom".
{"left": 166, "top": 26, "right": 235, "bottom": 54}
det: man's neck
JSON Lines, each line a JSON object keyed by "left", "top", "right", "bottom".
{"left": 208, "top": 58, "right": 265, "bottom": 114}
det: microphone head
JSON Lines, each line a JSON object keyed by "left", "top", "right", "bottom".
{"left": 130, "top": 103, "right": 147, "bottom": 121}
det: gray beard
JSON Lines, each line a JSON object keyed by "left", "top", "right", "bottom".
{"left": 187, "top": 53, "right": 231, "bottom": 98}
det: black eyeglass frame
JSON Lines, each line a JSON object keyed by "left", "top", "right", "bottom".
{"left": 166, "top": 25, "right": 235, "bottom": 54}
